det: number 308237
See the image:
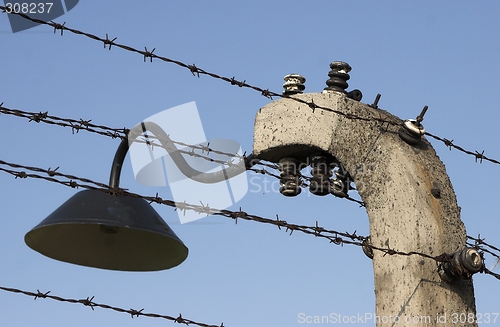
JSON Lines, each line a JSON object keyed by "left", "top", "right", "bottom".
{"left": 4, "top": 3, "right": 53, "bottom": 14}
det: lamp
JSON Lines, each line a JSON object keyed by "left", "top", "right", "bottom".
{"left": 24, "top": 123, "right": 189, "bottom": 271}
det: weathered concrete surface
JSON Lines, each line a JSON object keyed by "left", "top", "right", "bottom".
{"left": 253, "top": 92, "right": 477, "bottom": 326}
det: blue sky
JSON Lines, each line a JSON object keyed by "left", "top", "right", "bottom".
{"left": 1, "top": 1, "right": 500, "bottom": 326}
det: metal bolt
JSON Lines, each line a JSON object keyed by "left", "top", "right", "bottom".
{"left": 370, "top": 94, "right": 381, "bottom": 109}
{"left": 416, "top": 105, "right": 428, "bottom": 124}
{"left": 324, "top": 61, "right": 351, "bottom": 94}
{"left": 283, "top": 74, "right": 306, "bottom": 95}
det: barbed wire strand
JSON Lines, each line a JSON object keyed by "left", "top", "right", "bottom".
{"left": 0, "top": 159, "right": 498, "bottom": 281}
{"left": 0, "top": 160, "right": 366, "bottom": 244}
{"left": 0, "top": 8, "right": 498, "bottom": 166}
{"left": 0, "top": 103, "right": 251, "bottom": 167}
{"left": 0, "top": 286, "right": 224, "bottom": 327}
{"left": 0, "top": 104, "right": 365, "bottom": 206}
{"left": 467, "top": 235, "right": 500, "bottom": 259}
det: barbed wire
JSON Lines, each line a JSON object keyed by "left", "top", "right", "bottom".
{"left": 0, "top": 159, "right": 499, "bottom": 281}
{"left": 467, "top": 235, "right": 500, "bottom": 261}
{"left": 0, "top": 103, "right": 128, "bottom": 138}
{"left": 0, "top": 286, "right": 224, "bottom": 327}
{"left": 0, "top": 104, "right": 237, "bottom": 159}
{"left": 0, "top": 104, "right": 365, "bottom": 206}
{"left": 1, "top": 8, "right": 499, "bottom": 167}
{"left": 466, "top": 235, "right": 500, "bottom": 279}
{"left": 424, "top": 132, "right": 500, "bottom": 165}
{"left": 0, "top": 104, "right": 251, "bottom": 169}
{"left": 0, "top": 159, "right": 366, "bottom": 244}
{"left": 2, "top": 8, "right": 500, "bottom": 327}
{"left": 0, "top": 9, "right": 497, "bottom": 275}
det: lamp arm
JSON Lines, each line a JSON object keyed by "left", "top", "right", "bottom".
{"left": 109, "top": 137, "right": 129, "bottom": 189}
{"left": 109, "top": 121, "right": 256, "bottom": 188}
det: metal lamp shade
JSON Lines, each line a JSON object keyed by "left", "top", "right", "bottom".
{"left": 25, "top": 190, "right": 188, "bottom": 271}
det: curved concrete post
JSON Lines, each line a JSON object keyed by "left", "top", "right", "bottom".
{"left": 253, "top": 92, "right": 477, "bottom": 326}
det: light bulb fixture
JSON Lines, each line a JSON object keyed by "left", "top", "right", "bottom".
{"left": 24, "top": 122, "right": 192, "bottom": 271}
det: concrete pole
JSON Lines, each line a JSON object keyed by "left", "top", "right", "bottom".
{"left": 252, "top": 83, "right": 478, "bottom": 326}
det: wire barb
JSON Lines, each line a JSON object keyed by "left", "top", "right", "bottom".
{"left": 79, "top": 296, "right": 96, "bottom": 310}
{"left": 47, "top": 166, "right": 59, "bottom": 176}
{"left": 103, "top": 33, "right": 117, "bottom": 50}
{"left": 189, "top": 64, "right": 200, "bottom": 77}
{"left": 34, "top": 290, "right": 50, "bottom": 300}
{"left": 129, "top": 308, "right": 144, "bottom": 318}
{"left": 261, "top": 89, "right": 272, "bottom": 99}
{"left": 175, "top": 313, "right": 187, "bottom": 324}
{"left": 443, "top": 138, "right": 454, "bottom": 150}
{"left": 230, "top": 77, "right": 246, "bottom": 87}
{"left": 475, "top": 150, "right": 485, "bottom": 164}
{"left": 143, "top": 47, "right": 156, "bottom": 62}
{"left": 29, "top": 111, "right": 48, "bottom": 123}
{"left": 50, "top": 21, "right": 66, "bottom": 35}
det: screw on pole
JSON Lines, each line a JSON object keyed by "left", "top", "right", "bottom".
{"left": 416, "top": 105, "right": 428, "bottom": 124}
{"left": 370, "top": 94, "right": 381, "bottom": 109}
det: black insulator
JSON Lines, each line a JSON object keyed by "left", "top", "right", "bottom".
{"left": 308, "top": 155, "right": 333, "bottom": 196}
{"left": 324, "top": 61, "right": 351, "bottom": 93}
{"left": 278, "top": 158, "right": 302, "bottom": 197}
